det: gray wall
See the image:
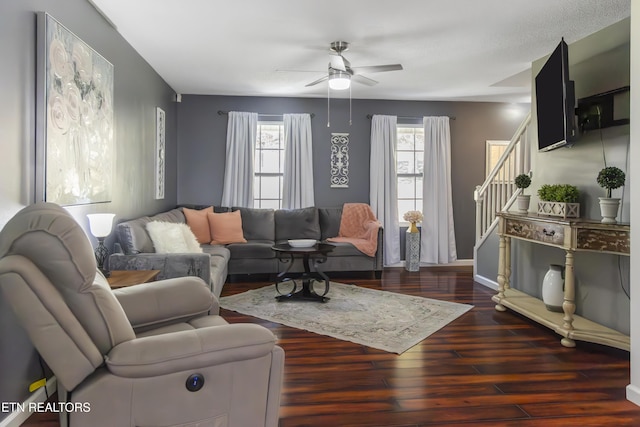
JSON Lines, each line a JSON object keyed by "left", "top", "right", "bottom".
{"left": 510, "top": 19, "right": 631, "bottom": 334}
{"left": 0, "top": 0, "right": 177, "bottom": 417}
{"left": 177, "top": 95, "right": 527, "bottom": 260}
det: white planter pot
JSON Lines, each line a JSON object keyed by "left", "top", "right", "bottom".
{"left": 599, "top": 197, "right": 621, "bottom": 224}
{"left": 542, "top": 264, "right": 564, "bottom": 312}
{"left": 516, "top": 195, "right": 530, "bottom": 214}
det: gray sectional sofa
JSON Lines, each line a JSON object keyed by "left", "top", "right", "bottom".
{"left": 109, "top": 206, "right": 384, "bottom": 297}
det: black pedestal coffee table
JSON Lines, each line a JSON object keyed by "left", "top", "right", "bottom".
{"left": 272, "top": 242, "right": 335, "bottom": 302}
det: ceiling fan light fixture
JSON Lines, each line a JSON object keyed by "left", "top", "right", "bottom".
{"left": 328, "top": 71, "right": 351, "bottom": 90}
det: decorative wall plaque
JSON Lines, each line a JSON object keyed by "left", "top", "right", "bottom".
{"left": 155, "top": 107, "right": 166, "bottom": 199}
{"left": 330, "top": 133, "right": 349, "bottom": 188}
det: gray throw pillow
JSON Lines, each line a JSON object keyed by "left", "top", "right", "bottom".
{"left": 318, "top": 207, "right": 343, "bottom": 240}
{"left": 232, "top": 207, "right": 275, "bottom": 241}
{"left": 275, "top": 207, "right": 321, "bottom": 241}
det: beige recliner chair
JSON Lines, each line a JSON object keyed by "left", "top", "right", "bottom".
{"left": 0, "top": 203, "right": 284, "bottom": 427}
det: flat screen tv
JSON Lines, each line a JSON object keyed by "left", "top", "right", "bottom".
{"left": 535, "top": 38, "right": 577, "bottom": 152}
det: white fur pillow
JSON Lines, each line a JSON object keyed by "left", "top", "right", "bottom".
{"left": 146, "top": 221, "right": 203, "bottom": 253}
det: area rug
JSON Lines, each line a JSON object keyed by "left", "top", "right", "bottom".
{"left": 219, "top": 282, "right": 473, "bottom": 354}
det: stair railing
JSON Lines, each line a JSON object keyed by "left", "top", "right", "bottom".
{"left": 474, "top": 112, "right": 532, "bottom": 245}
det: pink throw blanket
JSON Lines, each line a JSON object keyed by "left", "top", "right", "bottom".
{"left": 327, "top": 203, "right": 381, "bottom": 257}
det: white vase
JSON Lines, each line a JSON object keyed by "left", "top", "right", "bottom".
{"left": 542, "top": 264, "right": 564, "bottom": 312}
{"left": 599, "top": 197, "right": 621, "bottom": 224}
{"left": 516, "top": 195, "right": 530, "bottom": 214}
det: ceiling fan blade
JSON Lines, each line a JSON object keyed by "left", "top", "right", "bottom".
{"left": 351, "top": 64, "right": 403, "bottom": 74}
{"left": 329, "top": 53, "right": 347, "bottom": 71}
{"left": 305, "top": 75, "right": 329, "bottom": 87}
{"left": 276, "top": 69, "right": 325, "bottom": 73}
{"left": 352, "top": 74, "right": 378, "bottom": 86}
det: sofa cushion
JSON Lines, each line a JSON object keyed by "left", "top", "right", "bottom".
{"left": 180, "top": 204, "right": 230, "bottom": 213}
{"left": 150, "top": 208, "right": 185, "bottom": 224}
{"left": 318, "top": 207, "right": 342, "bottom": 240}
{"left": 201, "top": 245, "right": 231, "bottom": 262}
{"left": 226, "top": 240, "right": 276, "bottom": 259}
{"left": 233, "top": 207, "right": 275, "bottom": 241}
{"left": 324, "top": 241, "right": 371, "bottom": 257}
{"left": 275, "top": 207, "right": 321, "bottom": 241}
{"left": 116, "top": 209, "right": 185, "bottom": 254}
{"left": 207, "top": 211, "right": 247, "bottom": 245}
{"left": 183, "top": 206, "right": 214, "bottom": 244}
{"left": 116, "top": 217, "right": 153, "bottom": 254}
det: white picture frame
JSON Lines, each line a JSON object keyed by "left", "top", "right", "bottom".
{"left": 36, "top": 13, "right": 114, "bottom": 205}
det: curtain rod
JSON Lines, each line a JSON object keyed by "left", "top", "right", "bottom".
{"left": 217, "top": 110, "right": 315, "bottom": 118}
{"left": 366, "top": 114, "right": 456, "bottom": 120}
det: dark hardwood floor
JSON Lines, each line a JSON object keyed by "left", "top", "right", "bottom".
{"left": 25, "top": 267, "right": 640, "bottom": 426}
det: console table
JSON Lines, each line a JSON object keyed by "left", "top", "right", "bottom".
{"left": 493, "top": 212, "right": 630, "bottom": 350}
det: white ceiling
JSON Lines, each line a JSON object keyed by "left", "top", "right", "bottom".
{"left": 89, "top": 0, "right": 630, "bottom": 103}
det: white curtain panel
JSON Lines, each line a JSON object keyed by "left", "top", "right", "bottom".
{"left": 282, "top": 113, "right": 314, "bottom": 209}
{"left": 221, "top": 111, "right": 258, "bottom": 207}
{"left": 421, "top": 116, "right": 458, "bottom": 264}
{"left": 370, "top": 115, "right": 401, "bottom": 266}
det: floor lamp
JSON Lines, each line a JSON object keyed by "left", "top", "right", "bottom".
{"left": 87, "top": 213, "right": 115, "bottom": 277}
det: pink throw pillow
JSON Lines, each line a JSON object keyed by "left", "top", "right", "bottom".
{"left": 183, "top": 206, "right": 214, "bottom": 244}
{"left": 207, "top": 211, "right": 247, "bottom": 245}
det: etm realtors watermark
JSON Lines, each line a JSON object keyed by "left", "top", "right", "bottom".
{"left": 1, "top": 401, "right": 91, "bottom": 413}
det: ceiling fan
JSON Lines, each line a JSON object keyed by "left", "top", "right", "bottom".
{"left": 305, "top": 41, "right": 403, "bottom": 90}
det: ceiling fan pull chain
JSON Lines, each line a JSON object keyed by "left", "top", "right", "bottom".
{"left": 327, "top": 83, "right": 330, "bottom": 127}
{"left": 349, "top": 84, "right": 352, "bottom": 126}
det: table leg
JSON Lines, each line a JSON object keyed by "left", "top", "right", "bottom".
{"left": 275, "top": 253, "right": 299, "bottom": 297}
{"left": 561, "top": 250, "right": 576, "bottom": 348}
{"left": 495, "top": 233, "right": 507, "bottom": 312}
{"left": 276, "top": 253, "right": 330, "bottom": 302}
{"left": 505, "top": 236, "right": 511, "bottom": 291}
{"left": 313, "top": 255, "right": 331, "bottom": 297}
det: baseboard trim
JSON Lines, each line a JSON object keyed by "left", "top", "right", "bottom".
{"left": 422, "top": 259, "right": 473, "bottom": 267}
{"left": 0, "top": 377, "right": 57, "bottom": 427}
{"left": 474, "top": 274, "right": 498, "bottom": 290}
{"left": 627, "top": 383, "right": 640, "bottom": 407}
{"left": 387, "top": 259, "right": 473, "bottom": 268}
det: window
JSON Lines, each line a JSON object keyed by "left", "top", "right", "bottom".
{"left": 396, "top": 125, "right": 424, "bottom": 221}
{"left": 254, "top": 121, "right": 284, "bottom": 209}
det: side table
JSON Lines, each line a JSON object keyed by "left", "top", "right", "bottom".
{"left": 271, "top": 243, "right": 335, "bottom": 302}
{"left": 107, "top": 270, "right": 161, "bottom": 289}
{"left": 405, "top": 231, "right": 420, "bottom": 271}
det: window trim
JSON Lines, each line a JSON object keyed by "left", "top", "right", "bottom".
{"left": 254, "top": 121, "right": 285, "bottom": 209}
{"left": 396, "top": 124, "right": 424, "bottom": 226}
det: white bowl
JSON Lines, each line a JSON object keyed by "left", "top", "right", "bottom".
{"left": 288, "top": 239, "right": 317, "bottom": 248}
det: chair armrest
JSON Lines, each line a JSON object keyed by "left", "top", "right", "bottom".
{"left": 375, "top": 226, "right": 384, "bottom": 270}
{"left": 106, "top": 324, "right": 277, "bottom": 377}
{"left": 112, "top": 277, "right": 218, "bottom": 329}
{"left": 109, "top": 253, "right": 211, "bottom": 287}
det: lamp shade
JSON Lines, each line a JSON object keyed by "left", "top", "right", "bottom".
{"left": 329, "top": 71, "right": 350, "bottom": 90}
{"left": 87, "top": 213, "right": 115, "bottom": 238}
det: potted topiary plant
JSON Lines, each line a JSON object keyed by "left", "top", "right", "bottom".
{"left": 596, "top": 166, "right": 626, "bottom": 224}
{"left": 537, "top": 184, "right": 580, "bottom": 218}
{"left": 514, "top": 174, "right": 532, "bottom": 214}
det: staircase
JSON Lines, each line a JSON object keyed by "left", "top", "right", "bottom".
{"left": 473, "top": 112, "right": 532, "bottom": 287}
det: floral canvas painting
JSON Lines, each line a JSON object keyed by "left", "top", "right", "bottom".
{"left": 37, "top": 13, "right": 114, "bottom": 205}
